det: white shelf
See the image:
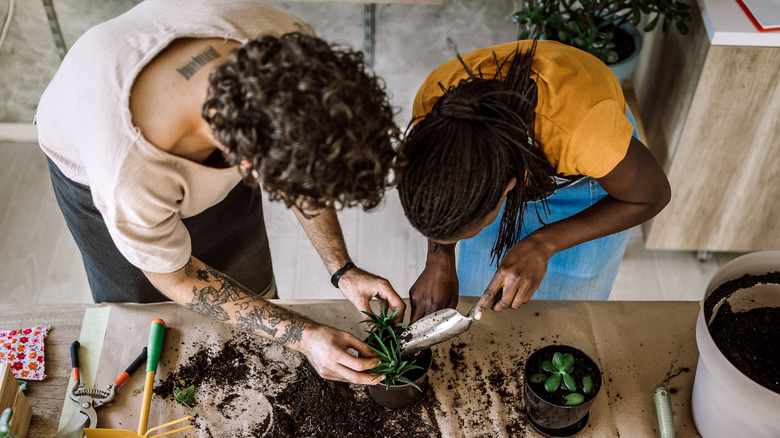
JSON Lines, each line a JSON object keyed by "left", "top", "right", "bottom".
{"left": 698, "top": 0, "right": 780, "bottom": 46}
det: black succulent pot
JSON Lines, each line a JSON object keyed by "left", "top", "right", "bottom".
{"left": 523, "top": 345, "right": 602, "bottom": 437}
{"left": 367, "top": 348, "right": 432, "bottom": 409}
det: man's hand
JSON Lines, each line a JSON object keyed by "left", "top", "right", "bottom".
{"left": 472, "top": 235, "right": 553, "bottom": 320}
{"left": 291, "top": 208, "right": 405, "bottom": 322}
{"left": 409, "top": 241, "right": 459, "bottom": 323}
{"left": 338, "top": 267, "right": 406, "bottom": 323}
{"left": 298, "top": 323, "right": 385, "bottom": 384}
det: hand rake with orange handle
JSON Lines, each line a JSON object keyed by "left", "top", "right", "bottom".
{"left": 84, "top": 319, "right": 196, "bottom": 438}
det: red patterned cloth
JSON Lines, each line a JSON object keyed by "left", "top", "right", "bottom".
{"left": 0, "top": 326, "right": 51, "bottom": 380}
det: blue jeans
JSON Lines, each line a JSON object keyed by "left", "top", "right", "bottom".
{"left": 457, "top": 107, "right": 639, "bottom": 300}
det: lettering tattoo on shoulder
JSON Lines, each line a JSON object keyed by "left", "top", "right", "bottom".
{"left": 236, "top": 305, "right": 305, "bottom": 345}
{"left": 176, "top": 45, "right": 221, "bottom": 80}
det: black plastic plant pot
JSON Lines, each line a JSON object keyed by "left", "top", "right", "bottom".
{"left": 523, "top": 345, "right": 602, "bottom": 437}
{"left": 367, "top": 348, "right": 432, "bottom": 409}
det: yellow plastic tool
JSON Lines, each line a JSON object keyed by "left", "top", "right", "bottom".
{"left": 84, "top": 319, "right": 196, "bottom": 438}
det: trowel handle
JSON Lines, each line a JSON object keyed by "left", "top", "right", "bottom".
{"left": 114, "top": 347, "right": 147, "bottom": 387}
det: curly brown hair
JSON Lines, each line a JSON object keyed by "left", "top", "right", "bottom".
{"left": 203, "top": 32, "right": 398, "bottom": 211}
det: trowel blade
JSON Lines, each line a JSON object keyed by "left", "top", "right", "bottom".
{"left": 398, "top": 308, "right": 474, "bottom": 356}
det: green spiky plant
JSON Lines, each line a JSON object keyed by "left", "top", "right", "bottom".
{"left": 361, "top": 305, "right": 424, "bottom": 391}
{"left": 528, "top": 351, "right": 595, "bottom": 406}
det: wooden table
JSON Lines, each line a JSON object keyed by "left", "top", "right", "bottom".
{"left": 1, "top": 300, "right": 704, "bottom": 437}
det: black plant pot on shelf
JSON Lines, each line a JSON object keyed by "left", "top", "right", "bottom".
{"left": 367, "top": 348, "right": 432, "bottom": 409}
{"left": 523, "top": 345, "right": 602, "bottom": 438}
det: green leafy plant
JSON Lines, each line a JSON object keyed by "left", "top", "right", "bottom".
{"left": 361, "top": 305, "right": 424, "bottom": 391}
{"left": 173, "top": 384, "right": 227, "bottom": 437}
{"left": 529, "top": 351, "right": 595, "bottom": 406}
{"left": 512, "top": 0, "right": 691, "bottom": 64}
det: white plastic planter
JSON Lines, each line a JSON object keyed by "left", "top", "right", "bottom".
{"left": 691, "top": 250, "right": 780, "bottom": 438}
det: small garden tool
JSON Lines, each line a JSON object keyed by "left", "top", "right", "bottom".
{"left": 54, "top": 342, "right": 147, "bottom": 438}
{"left": 83, "top": 319, "right": 196, "bottom": 438}
{"left": 399, "top": 289, "right": 503, "bottom": 356}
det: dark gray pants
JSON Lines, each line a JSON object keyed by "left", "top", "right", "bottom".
{"left": 47, "top": 157, "right": 275, "bottom": 303}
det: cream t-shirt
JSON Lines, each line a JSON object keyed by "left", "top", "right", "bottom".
{"left": 36, "top": 0, "right": 313, "bottom": 273}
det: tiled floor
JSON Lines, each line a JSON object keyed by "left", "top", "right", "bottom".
{"left": 0, "top": 140, "right": 744, "bottom": 306}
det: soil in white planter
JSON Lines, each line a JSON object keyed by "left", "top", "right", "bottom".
{"left": 704, "top": 271, "right": 780, "bottom": 393}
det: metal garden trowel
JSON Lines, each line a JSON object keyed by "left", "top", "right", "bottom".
{"left": 398, "top": 289, "right": 503, "bottom": 356}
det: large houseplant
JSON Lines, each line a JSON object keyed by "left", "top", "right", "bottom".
{"left": 512, "top": 0, "right": 691, "bottom": 78}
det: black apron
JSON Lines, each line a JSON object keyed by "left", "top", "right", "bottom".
{"left": 47, "top": 156, "right": 276, "bottom": 303}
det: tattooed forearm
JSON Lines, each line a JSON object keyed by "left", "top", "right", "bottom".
{"left": 277, "top": 320, "right": 305, "bottom": 345}
{"left": 182, "top": 258, "right": 305, "bottom": 346}
{"left": 236, "top": 305, "right": 305, "bottom": 345}
{"left": 184, "top": 261, "right": 251, "bottom": 322}
{"left": 185, "top": 285, "right": 231, "bottom": 321}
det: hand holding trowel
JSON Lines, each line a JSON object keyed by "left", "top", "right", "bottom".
{"left": 398, "top": 289, "right": 503, "bottom": 356}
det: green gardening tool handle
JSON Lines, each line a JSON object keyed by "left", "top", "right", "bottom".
{"left": 146, "top": 319, "right": 166, "bottom": 373}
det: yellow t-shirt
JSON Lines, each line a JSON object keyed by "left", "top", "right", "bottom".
{"left": 412, "top": 40, "right": 634, "bottom": 178}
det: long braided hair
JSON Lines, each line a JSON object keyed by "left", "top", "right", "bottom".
{"left": 397, "top": 40, "right": 575, "bottom": 265}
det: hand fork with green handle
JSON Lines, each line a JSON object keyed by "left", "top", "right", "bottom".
{"left": 84, "top": 318, "right": 196, "bottom": 438}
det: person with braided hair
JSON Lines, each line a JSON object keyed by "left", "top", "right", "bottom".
{"left": 36, "top": 0, "right": 404, "bottom": 385}
{"left": 397, "top": 39, "right": 671, "bottom": 323}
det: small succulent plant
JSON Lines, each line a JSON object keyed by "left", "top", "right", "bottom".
{"left": 529, "top": 351, "right": 594, "bottom": 406}
{"left": 361, "top": 305, "right": 424, "bottom": 390}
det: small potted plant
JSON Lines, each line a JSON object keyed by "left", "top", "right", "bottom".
{"left": 361, "top": 306, "right": 432, "bottom": 409}
{"left": 524, "top": 345, "right": 602, "bottom": 437}
{"left": 512, "top": 0, "right": 691, "bottom": 81}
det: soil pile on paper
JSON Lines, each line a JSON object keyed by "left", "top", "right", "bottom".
{"left": 153, "top": 331, "right": 442, "bottom": 437}
{"left": 705, "top": 271, "right": 780, "bottom": 393}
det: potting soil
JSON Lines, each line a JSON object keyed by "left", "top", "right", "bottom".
{"left": 705, "top": 271, "right": 780, "bottom": 393}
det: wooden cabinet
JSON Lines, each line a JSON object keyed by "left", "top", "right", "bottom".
{"left": 632, "top": 0, "right": 780, "bottom": 252}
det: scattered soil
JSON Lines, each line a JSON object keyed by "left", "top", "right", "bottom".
{"left": 265, "top": 360, "right": 441, "bottom": 437}
{"left": 154, "top": 331, "right": 443, "bottom": 436}
{"left": 150, "top": 318, "right": 574, "bottom": 436}
{"left": 704, "top": 271, "right": 780, "bottom": 393}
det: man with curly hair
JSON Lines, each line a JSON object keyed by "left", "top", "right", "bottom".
{"left": 36, "top": 0, "right": 403, "bottom": 384}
